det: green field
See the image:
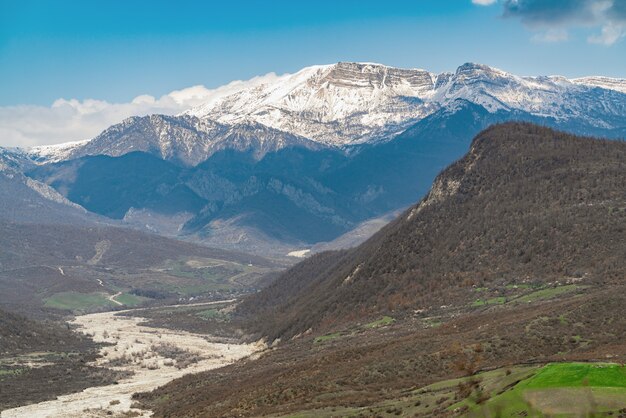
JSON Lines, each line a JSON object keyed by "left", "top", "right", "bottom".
{"left": 470, "top": 284, "right": 588, "bottom": 309}
{"left": 461, "top": 362, "right": 626, "bottom": 417}
{"left": 364, "top": 316, "right": 395, "bottom": 328}
{"left": 166, "top": 260, "right": 240, "bottom": 281}
{"left": 152, "top": 257, "right": 272, "bottom": 296}
{"left": 113, "top": 293, "right": 150, "bottom": 307}
{"left": 526, "top": 362, "right": 626, "bottom": 388}
{"left": 0, "top": 368, "right": 24, "bottom": 378}
{"left": 314, "top": 317, "right": 396, "bottom": 344}
{"left": 515, "top": 284, "right": 587, "bottom": 303}
{"left": 44, "top": 292, "right": 117, "bottom": 312}
{"left": 471, "top": 296, "right": 507, "bottom": 307}
{"left": 314, "top": 332, "right": 342, "bottom": 344}
{"left": 277, "top": 363, "right": 626, "bottom": 417}
{"left": 44, "top": 291, "right": 150, "bottom": 312}
{"left": 195, "top": 308, "right": 230, "bottom": 321}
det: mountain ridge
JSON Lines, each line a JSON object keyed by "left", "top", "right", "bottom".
{"left": 24, "top": 62, "right": 626, "bottom": 167}
{"left": 237, "top": 122, "right": 626, "bottom": 340}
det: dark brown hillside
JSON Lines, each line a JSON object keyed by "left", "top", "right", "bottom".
{"left": 137, "top": 284, "right": 626, "bottom": 417}
{"left": 239, "top": 122, "right": 626, "bottom": 341}
{"left": 134, "top": 123, "right": 626, "bottom": 417}
{"left": 0, "top": 308, "right": 91, "bottom": 355}
{"left": 0, "top": 222, "right": 273, "bottom": 271}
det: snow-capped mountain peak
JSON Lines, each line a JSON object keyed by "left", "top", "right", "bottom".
{"left": 186, "top": 62, "right": 439, "bottom": 146}
{"left": 0, "top": 146, "right": 86, "bottom": 212}
{"left": 24, "top": 62, "right": 626, "bottom": 166}
{"left": 185, "top": 61, "right": 626, "bottom": 147}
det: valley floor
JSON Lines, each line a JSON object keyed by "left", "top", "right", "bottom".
{"left": 1, "top": 302, "right": 259, "bottom": 418}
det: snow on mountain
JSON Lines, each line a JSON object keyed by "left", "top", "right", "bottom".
{"left": 29, "top": 114, "right": 322, "bottom": 166}
{"left": 185, "top": 62, "right": 626, "bottom": 147}
{"left": 69, "top": 114, "right": 229, "bottom": 166}
{"left": 0, "top": 147, "right": 86, "bottom": 212}
{"left": 433, "top": 63, "right": 626, "bottom": 126}
{"left": 25, "top": 62, "right": 626, "bottom": 166}
{"left": 0, "top": 147, "right": 31, "bottom": 172}
{"left": 28, "top": 139, "right": 91, "bottom": 164}
{"left": 187, "top": 62, "right": 439, "bottom": 145}
{"left": 571, "top": 76, "right": 626, "bottom": 94}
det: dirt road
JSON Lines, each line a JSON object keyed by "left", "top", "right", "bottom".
{"left": 108, "top": 291, "right": 123, "bottom": 306}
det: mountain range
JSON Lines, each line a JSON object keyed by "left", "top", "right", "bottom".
{"left": 26, "top": 62, "right": 626, "bottom": 163}
{"left": 6, "top": 62, "right": 626, "bottom": 255}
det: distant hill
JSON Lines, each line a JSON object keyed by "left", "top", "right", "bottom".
{"left": 30, "top": 101, "right": 607, "bottom": 255}
{"left": 239, "top": 123, "right": 626, "bottom": 341}
{"left": 0, "top": 147, "right": 280, "bottom": 318}
{"left": 0, "top": 222, "right": 277, "bottom": 317}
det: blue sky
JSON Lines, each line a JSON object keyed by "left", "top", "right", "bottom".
{"left": 1, "top": 0, "right": 625, "bottom": 148}
{"left": 2, "top": 0, "right": 625, "bottom": 106}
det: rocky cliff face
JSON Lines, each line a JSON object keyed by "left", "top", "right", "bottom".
{"left": 187, "top": 62, "right": 439, "bottom": 146}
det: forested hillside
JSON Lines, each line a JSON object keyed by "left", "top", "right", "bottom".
{"left": 239, "top": 122, "right": 626, "bottom": 340}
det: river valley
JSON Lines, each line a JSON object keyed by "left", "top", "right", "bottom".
{"left": 1, "top": 302, "right": 259, "bottom": 417}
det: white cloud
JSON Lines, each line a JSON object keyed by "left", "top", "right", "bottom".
{"left": 0, "top": 72, "right": 282, "bottom": 148}
{"left": 472, "top": 0, "right": 497, "bottom": 5}
{"left": 588, "top": 22, "right": 625, "bottom": 45}
{"left": 531, "top": 28, "right": 569, "bottom": 43}
{"left": 502, "top": 0, "right": 626, "bottom": 46}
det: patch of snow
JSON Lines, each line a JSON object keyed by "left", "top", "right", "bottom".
{"left": 24, "top": 177, "right": 87, "bottom": 212}
{"left": 343, "top": 264, "right": 363, "bottom": 285}
{"left": 186, "top": 62, "right": 438, "bottom": 146}
{"left": 184, "top": 61, "right": 626, "bottom": 148}
{"left": 571, "top": 76, "right": 626, "bottom": 94}
{"left": 28, "top": 139, "right": 91, "bottom": 164}
{"left": 287, "top": 249, "right": 311, "bottom": 258}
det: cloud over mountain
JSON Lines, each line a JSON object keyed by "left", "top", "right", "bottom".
{"left": 501, "top": 0, "right": 626, "bottom": 45}
{"left": 0, "top": 73, "right": 281, "bottom": 148}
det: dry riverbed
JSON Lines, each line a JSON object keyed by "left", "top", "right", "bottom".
{"left": 1, "top": 305, "right": 260, "bottom": 418}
